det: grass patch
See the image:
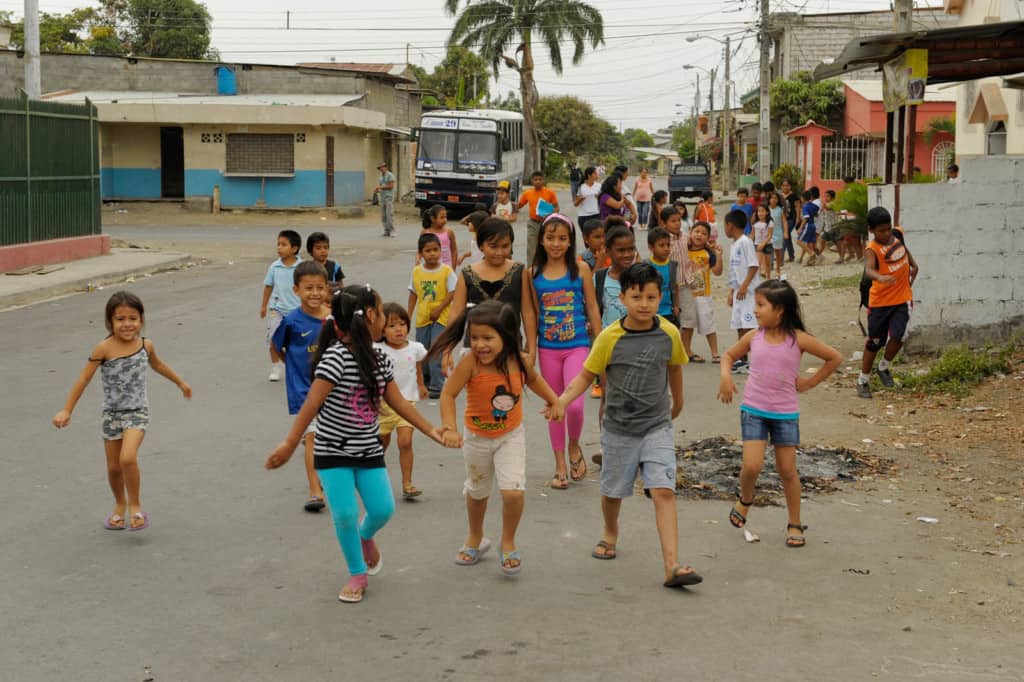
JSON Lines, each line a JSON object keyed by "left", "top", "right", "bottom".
{"left": 897, "top": 342, "right": 1015, "bottom": 396}
{"left": 820, "top": 273, "right": 862, "bottom": 290}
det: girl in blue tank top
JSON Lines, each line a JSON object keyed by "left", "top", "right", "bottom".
{"left": 530, "top": 214, "right": 603, "bottom": 489}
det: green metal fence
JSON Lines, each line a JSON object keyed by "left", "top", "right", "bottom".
{"left": 0, "top": 92, "right": 101, "bottom": 247}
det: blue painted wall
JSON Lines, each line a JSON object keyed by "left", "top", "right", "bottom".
{"left": 184, "top": 169, "right": 366, "bottom": 208}
{"left": 101, "top": 168, "right": 161, "bottom": 200}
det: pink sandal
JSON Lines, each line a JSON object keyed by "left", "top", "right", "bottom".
{"left": 338, "top": 574, "right": 368, "bottom": 603}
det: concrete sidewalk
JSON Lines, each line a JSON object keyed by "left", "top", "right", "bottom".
{"left": 0, "top": 248, "right": 192, "bottom": 310}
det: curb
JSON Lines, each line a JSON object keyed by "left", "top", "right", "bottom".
{"left": 0, "top": 253, "right": 193, "bottom": 311}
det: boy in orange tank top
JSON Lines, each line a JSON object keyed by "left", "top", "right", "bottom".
{"left": 857, "top": 207, "right": 919, "bottom": 399}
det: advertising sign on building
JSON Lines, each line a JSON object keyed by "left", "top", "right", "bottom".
{"left": 883, "top": 48, "right": 928, "bottom": 112}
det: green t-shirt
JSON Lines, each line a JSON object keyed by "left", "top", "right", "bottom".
{"left": 379, "top": 171, "right": 396, "bottom": 201}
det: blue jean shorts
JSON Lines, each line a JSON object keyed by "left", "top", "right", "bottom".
{"left": 740, "top": 410, "right": 799, "bottom": 446}
{"left": 599, "top": 424, "right": 676, "bottom": 498}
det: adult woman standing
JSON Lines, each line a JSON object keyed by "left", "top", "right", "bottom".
{"left": 573, "top": 166, "right": 601, "bottom": 232}
{"left": 598, "top": 174, "right": 627, "bottom": 222}
{"left": 632, "top": 168, "right": 654, "bottom": 230}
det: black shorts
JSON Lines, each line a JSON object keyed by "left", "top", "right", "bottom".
{"left": 662, "top": 313, "right": 680, "bottom": 328}
{"left": 866, "top": 303, "right": 910, "bottom": 352}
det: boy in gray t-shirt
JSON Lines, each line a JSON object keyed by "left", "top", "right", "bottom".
{"left": 559, "top": 263, "right": 703, "bottom": 589}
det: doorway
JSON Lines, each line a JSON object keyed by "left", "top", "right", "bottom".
{"left": 160, "top": 127, "right": 184, "bottom": 198}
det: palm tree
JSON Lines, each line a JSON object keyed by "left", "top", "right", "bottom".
{"left": 444, "top": 0, "right": 604, "bottom": 179}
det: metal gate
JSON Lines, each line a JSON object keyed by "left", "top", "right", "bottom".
{"left": 0, "top": 92, "right": 101, "bottom": 247}
{"left": 820, "top": 136, "right": 884, "bottom": 181}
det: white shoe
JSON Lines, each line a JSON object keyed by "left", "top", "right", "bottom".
{"left": 268, "top": 363, "right": 284, "bottom": 382}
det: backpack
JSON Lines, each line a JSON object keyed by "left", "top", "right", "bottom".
{"left": 858, "top": 229, "right": 905, "bottom": 334}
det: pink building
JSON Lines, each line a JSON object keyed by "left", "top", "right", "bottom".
{"left": 842, "top": 80, "right": 956, "bottom": 177}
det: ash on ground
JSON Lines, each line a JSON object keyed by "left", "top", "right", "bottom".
{"left": 675, "top": 436, "right": 894, "bottom": 505}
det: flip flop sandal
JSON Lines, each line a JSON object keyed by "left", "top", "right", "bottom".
{"left": 549, "top": 474, "right": 569, "bottom": 490}
{"left": 499, "top": 550, "right": 522, "bottom": 576}
{"left": 729, "top": 492, "right": 754, "bottom": 529}
{"left": 786, "top": 523, "right": 808, "bottom": 548}
{"left": 690, "top": 354, "right": 707, "bottom": 363}
{"left": 127, "top": 511, "right": 149, "bottom": 531}
{"left": 402, "top": 485, "right": 423, "bottom": 499}
{"left": 711, "top": 355, "right": 721, "bottom": 364}
{"left": 591, "top": 540, "right": 617, "bottom": 560}
{"left": 454, "top": 538, "right": 492, "bottom": 566}
{"left": 361, "top": 538, "right": 383, "bottom": 576}
{"left": 303, "top": 497, "right": 326, "bottom": 512}
{"left": 568, "top": 452, "right": 587, "bottom": 482}
{"left": 103, "top": 514, "right": 125, "bottom": 530}
{"left": 663, "top": 565, "right": 703, "bottom": 588}
{"left": 338, "top": 574, "right": 368, "bottom": 603}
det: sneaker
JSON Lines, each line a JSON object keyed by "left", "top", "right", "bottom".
{"left": 590, "top": 384, "right": 603, "bottom": 399}
{"left": 428, "top": 391, "right": 441, "bottom": 400}
{"left": 856, "top": 381, "right": 873, "bottom": 399}
{"left": 876, "top": 368, "right": 896, "bottom": 388}
{"left": 381, "top": 231, "right": 394, "bottom": 238}
{"left": 268, "top": 363, "right": 284, "bottom": 382}
{"left": 779, "top": 272, "right": 787, "bottom": 281}
{"left": 731, "top": 360, "right": 750, "bottom": 375}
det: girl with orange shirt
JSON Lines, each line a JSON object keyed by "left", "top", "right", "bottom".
{"left": 430, "top": 301, "right": 562, "bottom": 576}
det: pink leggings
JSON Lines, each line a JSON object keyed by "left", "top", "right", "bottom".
{"left": 538, "top": 346, "right": 589, "bottom": 453}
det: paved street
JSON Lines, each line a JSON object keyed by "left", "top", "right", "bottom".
{"left": 2, "top": 198, "right": 1021, "bottom": 681}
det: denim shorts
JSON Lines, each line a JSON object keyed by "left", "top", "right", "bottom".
{"left": 599, "top": 424, "right": 676, "bottom": 498}
{"left": 740, "top": 409, "right": 800, "bottom": 446}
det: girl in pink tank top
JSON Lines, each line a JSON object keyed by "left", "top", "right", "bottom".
{"left": 419, "top": 205, "right": 459, "bottom": 268}
{"left": 717, "top": 280, "right": 842, "bottom": 548}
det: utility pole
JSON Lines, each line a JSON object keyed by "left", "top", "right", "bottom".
{"left": 709, "top": 67, "right": 716, "bottom": 111}
{"left": 694, "top": 74, "right": 700, "bottom": 163}
{"left": 757, "top": 0, "right": 771, "bottom": 180}
{"left": 723, "top": 35, "right": 732, "bottom": 194}
{"left": 24, "top": 0, "right": 40, "bottom": 98}
{"left": 285, "top": 10, "right": 290, "bottom": 29}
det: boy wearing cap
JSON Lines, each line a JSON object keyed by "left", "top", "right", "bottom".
{"left": 492, "top": 180, "right": 517, "bottom": 221}
{"left": 375, "top": 162, "right": 397, "bottom": 237}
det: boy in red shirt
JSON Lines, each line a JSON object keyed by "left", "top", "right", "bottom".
{"left": 517, "top": 171, "right": 559, "bottom": 267}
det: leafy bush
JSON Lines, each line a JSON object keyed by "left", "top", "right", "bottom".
{"left": 771, "top": 164, "right": 802, "bottom": 194}
{"left": 831, "top": 181, "right": 868, "bottom": 236}
{"left": 898, "top": 343, "right": 1015, "bottom": 396}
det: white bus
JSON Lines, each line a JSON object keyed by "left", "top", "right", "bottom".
{"left": 413, "top": 109, "right": 526, "bottom": 212}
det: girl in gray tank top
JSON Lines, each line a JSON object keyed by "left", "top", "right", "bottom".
{"left": 53, "top": 292, "right": 192, "bottom": 531}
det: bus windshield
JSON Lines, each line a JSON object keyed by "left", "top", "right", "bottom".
{"left": 417, "top": 130, "right": 499, "bottom": 173}
{"left": 417, "top": 130, "right": 456, "bottom": 172}
{"left": 456, "top": 133, "right": 498, "bottom": 172}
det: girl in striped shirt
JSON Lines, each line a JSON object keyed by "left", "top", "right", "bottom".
{"left": 266, "top": 284, "right": 453, "bottom": 604}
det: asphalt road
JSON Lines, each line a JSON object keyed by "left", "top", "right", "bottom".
{"left": 2, "top": 191, "right": 1020, "bottom": 681}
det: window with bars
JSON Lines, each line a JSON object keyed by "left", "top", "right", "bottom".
{"left": 225, "top": 133, "right": 295, "bottom": 176}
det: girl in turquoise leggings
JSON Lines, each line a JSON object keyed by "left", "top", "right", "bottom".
{"left": 266, "top": 284, "right": 454, "bottom": 603}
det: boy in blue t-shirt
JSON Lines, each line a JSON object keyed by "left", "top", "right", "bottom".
{"left": 730, "top": 187, "right": 754, "bottom": 235}
{"left": 305, "top": 231, "right": 345, "bottom": 293}
{"left": 261, "top": 229, "right": 302, "bottom": 382}
{"left": 646, "top": 227, "right": 680, "bottom": 327}
{"left": 272, "top": 261, "right": 330, "bottom": 512}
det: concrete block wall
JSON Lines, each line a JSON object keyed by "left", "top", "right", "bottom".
{"left": 868, "top": 156, "right": 1024, "bottom": 351}
{"left": 0, "top": 51, "right": 361, "bottom": 98}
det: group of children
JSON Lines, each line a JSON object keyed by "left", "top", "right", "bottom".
{"left": 51, "top": 173, "right": 920, "bottom": 606}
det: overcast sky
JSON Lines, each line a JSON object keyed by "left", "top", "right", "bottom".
{"left": 7, "top": 0, "right": 945, "bottom": 132}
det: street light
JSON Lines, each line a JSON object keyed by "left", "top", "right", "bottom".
{"left": 686, "top": 34, "right": 733, "bottom": 193}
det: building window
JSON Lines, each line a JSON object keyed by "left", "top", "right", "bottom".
{"left": 931, "top": 141, "right": 954, "bottom": 175}
{"left": 225, "top": 133, "right": 295, "bottom": 175}
{"left": 987, "top": 121, "right": 1007, "bottom": 156}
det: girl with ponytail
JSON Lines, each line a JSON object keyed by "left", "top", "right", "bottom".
{"left": 266, "top": 285, "right": 455, "bottom": 603}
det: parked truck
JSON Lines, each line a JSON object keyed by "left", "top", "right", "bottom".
{"left": 668, "top": 162, "right": 711, "bottom": 202}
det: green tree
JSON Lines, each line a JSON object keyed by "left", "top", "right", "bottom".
{"left": 125, "top": 0, "right": 213, "bottom": 59}
{"left": 623, "top": 128, "right": 654, "bottom": 149}
{"left": 444, "top": 0, "right": 604, "bottom": 180}
{"left": 8, "top": 7, "right": 112, "bottom": 53}
{"left": 534, "top": 95, "right": 601, "bottom": 157}
{"left": 770, "top": 71, "right": 845, "bottom": 130}
{"left": 412, "top": 46, "right": 491, "bottom": 108}
{"left": 492, "top": 89, "right": 521, "bottom": 112}
{"left": 670, "top": 121, "right": 696, "bottom": 161}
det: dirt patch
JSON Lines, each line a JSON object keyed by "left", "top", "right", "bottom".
{"left": 674, "top": 436, "right": 895, "bottom": 504}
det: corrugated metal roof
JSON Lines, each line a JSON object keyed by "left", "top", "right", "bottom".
{"left": 296, "top": 62, "right": 414, "bottom": 83}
